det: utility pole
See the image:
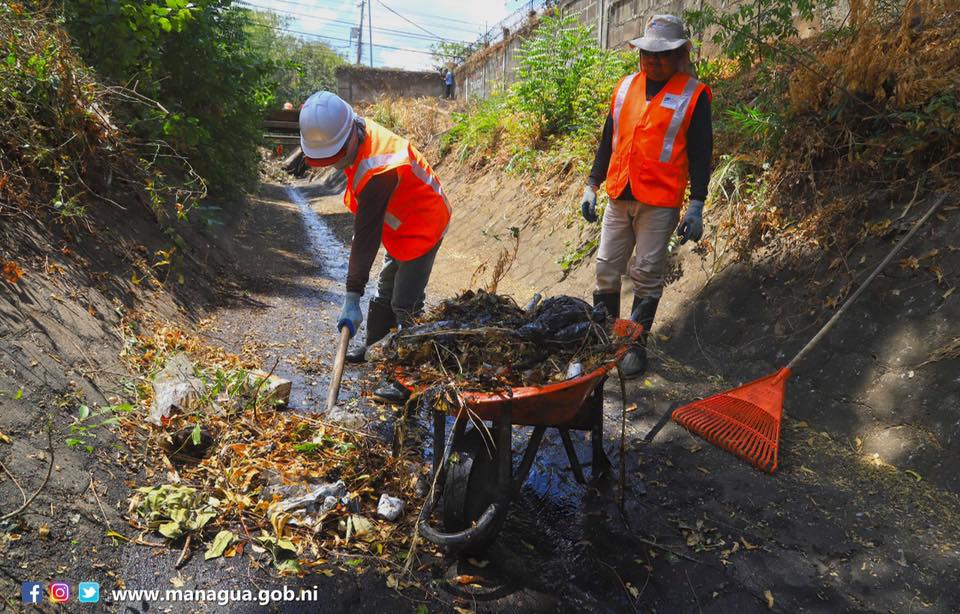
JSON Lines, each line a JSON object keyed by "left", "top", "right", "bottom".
{"left": 367, "top": 0, "right": 373, "bottom": 67}
{"left": 356, "top": 0, "right": 365, "bottom": 65}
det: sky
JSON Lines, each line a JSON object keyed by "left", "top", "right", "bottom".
{"left": 242, "top": 0, "right": 532, "bottom": 70}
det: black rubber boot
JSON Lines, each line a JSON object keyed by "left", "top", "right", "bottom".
{"left": 619, "top": 295, "right": 660, "bottom": 378}
{"left": 345, "top": 300, "right": 396, "bottom": 364}
{"left": 592, "top": 290, "right": 620, "bottom": 320}
{"left": 372, "top": 380, "right": 411, "bottom": 405}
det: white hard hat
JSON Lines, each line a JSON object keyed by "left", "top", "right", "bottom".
{"left": 299, "top": 91, "right": 356, "bottom": 158}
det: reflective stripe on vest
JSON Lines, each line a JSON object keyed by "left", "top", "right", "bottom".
{"left": 384, "top": 212, "right": 402, "bottom": 230}
{"left": 344, "top": 119, "right": 451, "bottom": 260}
{"left": 611, "top": 72, "right": 639, "bottom": 153}
{"left": 409, "top": 161, "right": 451, "bottom": 215}
{"left": 353, "top": 152, "right": 408, "bottom": 192}
{"left": 659, "top": 77, "right": 701, "bottom": 163}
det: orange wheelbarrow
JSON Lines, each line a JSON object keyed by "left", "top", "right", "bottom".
{"left": 402, "top": 319, "right": 643, "bottom": 553}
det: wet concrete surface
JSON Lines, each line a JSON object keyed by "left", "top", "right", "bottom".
{"left": 115, "top": 180, "right": 960, "bottom": 613}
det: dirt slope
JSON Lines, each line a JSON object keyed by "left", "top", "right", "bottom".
{"left": 0, "top": 193, "right": 232, "bottom": 608}
{"left": 304, "top": 160, "right": 960, "bottom": 612}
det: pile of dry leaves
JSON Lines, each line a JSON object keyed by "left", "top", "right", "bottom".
{"left": 114, "top": 313, "right": 424, "bottom": 576}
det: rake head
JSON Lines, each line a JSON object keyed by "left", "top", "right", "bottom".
{"left": 672, "top": 368, "right": 791, "bottom": 473}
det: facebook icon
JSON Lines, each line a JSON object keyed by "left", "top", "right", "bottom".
{"left": 21, "top": 582, "right": 44, "bottom": 604}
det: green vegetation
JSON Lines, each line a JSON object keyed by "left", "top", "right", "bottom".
{"left": 244, "top": 9, "right": 344, "bottom": 107}
{"left": 441, "top": 12, "right": 634, "bottom": 175}
{"left": 685, "top": 0, "right": 960, "bottom": 264}
{"left": 60, "top": 0, "right": 276, "bottom": 198}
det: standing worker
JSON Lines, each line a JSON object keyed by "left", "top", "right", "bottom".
{"left": 299, "top": 91, "right": 451, "bottom": 403}
{"left": 443, "top": 69, "right": 455, "bottom": 100}
{"left": 580, "top": 15, "right": 713, "bottom": 378}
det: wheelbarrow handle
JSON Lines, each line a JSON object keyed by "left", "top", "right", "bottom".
{"left": 418, "top": 502, "right": 504, "bottom": 548}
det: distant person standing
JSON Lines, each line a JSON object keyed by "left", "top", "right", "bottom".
{"left": 443, "top": 69, "right": 455, "bottom": 99}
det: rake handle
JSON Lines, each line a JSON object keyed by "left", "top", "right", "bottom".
{"left": 786, "top": 193, "right": 948, "bottom": 371}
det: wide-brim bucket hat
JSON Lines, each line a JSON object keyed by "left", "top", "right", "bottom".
{"left": 628, "top": 14, "right": 689, "bottom": 52}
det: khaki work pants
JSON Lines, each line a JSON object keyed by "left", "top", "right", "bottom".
{"left": 595, "top": 199, "right": 680, "bottom": 299}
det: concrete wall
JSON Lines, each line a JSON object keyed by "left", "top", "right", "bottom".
{"left": 336, "top": 66, "right": 444, "bottom": 104}
{"left": 454, "top": 0, "right": 705, "bottom": 102}
{"left": 453, "top": 0, "right": 848, "bottom": 102}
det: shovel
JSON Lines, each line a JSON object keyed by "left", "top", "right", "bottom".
{"left": 325, "top": 326, "right": 352, "bottom": 413}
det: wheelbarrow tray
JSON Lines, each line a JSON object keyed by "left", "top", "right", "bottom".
{"left": 408, "top": 318, "right": 643, "bottom": 553}
{"left": 398, "top": 318, "right": 643, "bottom": 426}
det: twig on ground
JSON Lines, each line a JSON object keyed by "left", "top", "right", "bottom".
{"left": 633, "top": 534, "right": 702, "bottom": 564}
{"left": 88, "top": 473, "right": 111, "bottom": 528}
{"left": 599, "top": 561, "right": 639, "bottom": 614}
{"left": 685, "top": 568, "right": 703, "bottom": 614}
{"left": 0, "top": 419, "right": 53, "bottom": 523}
{"left": 175, "top": 533, "right": 192, "bottom": 569}
{"left": 0, "top": 460, "right": 27, "bottom": 506}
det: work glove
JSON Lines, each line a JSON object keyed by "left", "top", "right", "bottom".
{"left": 337, "top": 291, "right": 363, "bottom": 337}
{"left": 580, "top": 185, "right": 598, "bottom": 223}
{"left": 676, "top": 200, "right": 705, "bottom": 245}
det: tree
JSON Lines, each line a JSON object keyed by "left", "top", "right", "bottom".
{"left": 244, "top": 10, "right": 344, "bottom": 107}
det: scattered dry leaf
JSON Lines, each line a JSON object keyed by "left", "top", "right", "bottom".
{"left": 764, "top": 589, "right": 774, "bottom": 609}
{"left": 899, "top": 256, "right": 920, "bottom": 270}
{"left": 452, "top": 574, "right": 483, "bottom": 586}
{"left": 2, "top": 260, "right": 24, "bottom": 284}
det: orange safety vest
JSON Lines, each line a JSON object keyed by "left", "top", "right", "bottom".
{"left": 343, "top": 119, "right": 451, "bottom": 261}
{"left": 605, "top": 71, "right": 711, "bottom": 208}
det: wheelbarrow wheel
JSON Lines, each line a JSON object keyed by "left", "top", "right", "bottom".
{"left": 442, "top": 425, "right": 505, "bottom": 553}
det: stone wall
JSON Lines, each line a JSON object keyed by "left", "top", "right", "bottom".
{"left": 336, "top": 66, "right": 444, "bottom": 104}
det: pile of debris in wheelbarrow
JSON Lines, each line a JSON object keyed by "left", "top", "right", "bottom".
{"left": 369, "top": 290, "right": 643, "bottom": 553}
{"left": 369, "top": 289, "right": 624, "bottom": 391}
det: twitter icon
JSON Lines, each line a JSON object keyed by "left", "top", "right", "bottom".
{"left": 78, "top": 582, "right": 100, "bottom": 603}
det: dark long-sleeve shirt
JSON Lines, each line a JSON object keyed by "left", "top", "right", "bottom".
{"left": 588, "top": 78, "right": 713, "bottom": 203}
{"left": 345, "top": 169, "right": 398, "bottom": 294}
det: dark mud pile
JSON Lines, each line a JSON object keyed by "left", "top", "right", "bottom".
{"left": 374, "top": 290, "right": 626, "bottom": 390}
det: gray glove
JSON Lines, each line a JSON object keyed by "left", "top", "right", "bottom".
{"left": 337, "top": 291, "right": 363, "bottom": 337}
{"left": 580, "top": 185, "right": 598, "bottom": 223}
{"left": 676, "top": 200, "right": 704, "bottom": 244}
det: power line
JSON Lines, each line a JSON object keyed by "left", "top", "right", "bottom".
{"left": 243, "top": 0, "right": 482, "bottom": 32}
{"left": 246, "top": 20, "right": 459, "bottom": 58}
{"left": 237, "top": 1, "right": 473, "bottom": 44}
{"left": 375, "top": 0, "right": 442, "bottom": 41}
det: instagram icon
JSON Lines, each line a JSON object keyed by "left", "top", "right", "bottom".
{"left": 49, "top": 582, "right": 70, "bottom": 604}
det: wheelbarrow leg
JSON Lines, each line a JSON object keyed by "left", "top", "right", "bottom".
{"left": 591, "top": 380, "right": 610, "bottom": 479}
{"left": 495, "top": 405, "right": 512, "bottom": 499}
{"left": 559, "top": 428, "right": 586, "bottom": 484}
{"left": 432, "top": 407, "right": 445, "bottom": 481}
{"left": 513, "top": 426, "right": 546, "bottom": 498}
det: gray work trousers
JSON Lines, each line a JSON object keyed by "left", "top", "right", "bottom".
{"left": 595, "top": 199, "right": 680, "bottom": 299}
{"left": 370, "top": 240, "right": 442, "bottom": 325}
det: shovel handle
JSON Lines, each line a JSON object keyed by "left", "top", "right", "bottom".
{"left": 325, "top": 326, "right": 352, "bottom": 413}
